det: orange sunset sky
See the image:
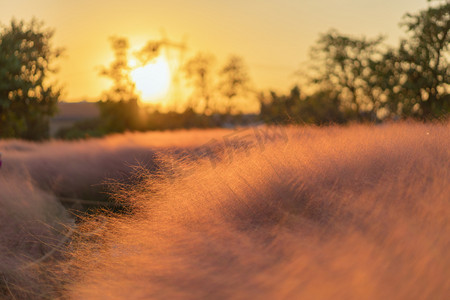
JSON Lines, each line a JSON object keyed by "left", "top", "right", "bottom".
{"left": 0, "top": 0, "right": 428, "bottom": 103}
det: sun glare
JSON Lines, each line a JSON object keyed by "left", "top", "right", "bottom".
{"left": 130, "top": 56, "right": 171, "bottom": 103}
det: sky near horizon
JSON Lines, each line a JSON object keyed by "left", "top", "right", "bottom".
{"left": 1, "top": 0, "right": 428, "bottom": 103}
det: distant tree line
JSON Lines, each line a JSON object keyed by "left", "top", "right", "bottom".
{"left": 262, "top": 0, "right": 449, "bottom": 124}
{"left": 0, "top": 1, "right": 448, "bottom": 140}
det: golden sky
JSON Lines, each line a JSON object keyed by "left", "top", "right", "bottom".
{"left": 1, "top": 0, "right": 428, "bottom": 103}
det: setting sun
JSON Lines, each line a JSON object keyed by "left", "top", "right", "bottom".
{"left": 130, "top": 55, "right": 171, "bottom": 103}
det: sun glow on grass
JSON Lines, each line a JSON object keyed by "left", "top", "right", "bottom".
{"left": 130, "top": 55, "right": 171, "bottom": 103}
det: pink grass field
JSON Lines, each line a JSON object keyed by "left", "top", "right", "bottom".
{"left": 1, "top": 123, "right": 449, "bottom": 299}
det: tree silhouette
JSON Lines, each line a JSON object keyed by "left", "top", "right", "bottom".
{"left": 134, "top": 40, "right": 161, "bottom": 65}
{"left": 0, "top": 19, "right": 62, "bottom": 140}
{"left": 259, "top": 86, "right": 302, "bottom": 124}
{"left": 377, "top": 0, "right": 449, "bottom": 118}
{"left": 219, "top": 55, "right": 251, "bottom": 114}
{"left": 97, "top": 37, "right": 145, "bottom": 133}
{"left": 309, "top": 1, "right": 449, "bottom": 121}
{"left": 183, "top": 52, "right": 216, "bottom": 114}
{"left": 99, "top": 36, "right": 138, "bottom": 102}
{"left": 259, "top": 86, "right": 345, "bottom": 125}
{"left": 310, "top": 30, "right": 384, "bottom": 121}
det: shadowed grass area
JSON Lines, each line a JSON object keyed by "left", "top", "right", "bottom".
{"left": 0, "top": 176, "right": 71, "bottom": 299}
{"left": 0, "top": 128, "right": 235, "bottom": 299}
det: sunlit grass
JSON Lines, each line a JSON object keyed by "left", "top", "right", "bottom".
{"left": 1, "top": 122, "right": 449, "bottom": 299}
{"left": 68, "top": 122, "right": 449, "bottom": 299}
